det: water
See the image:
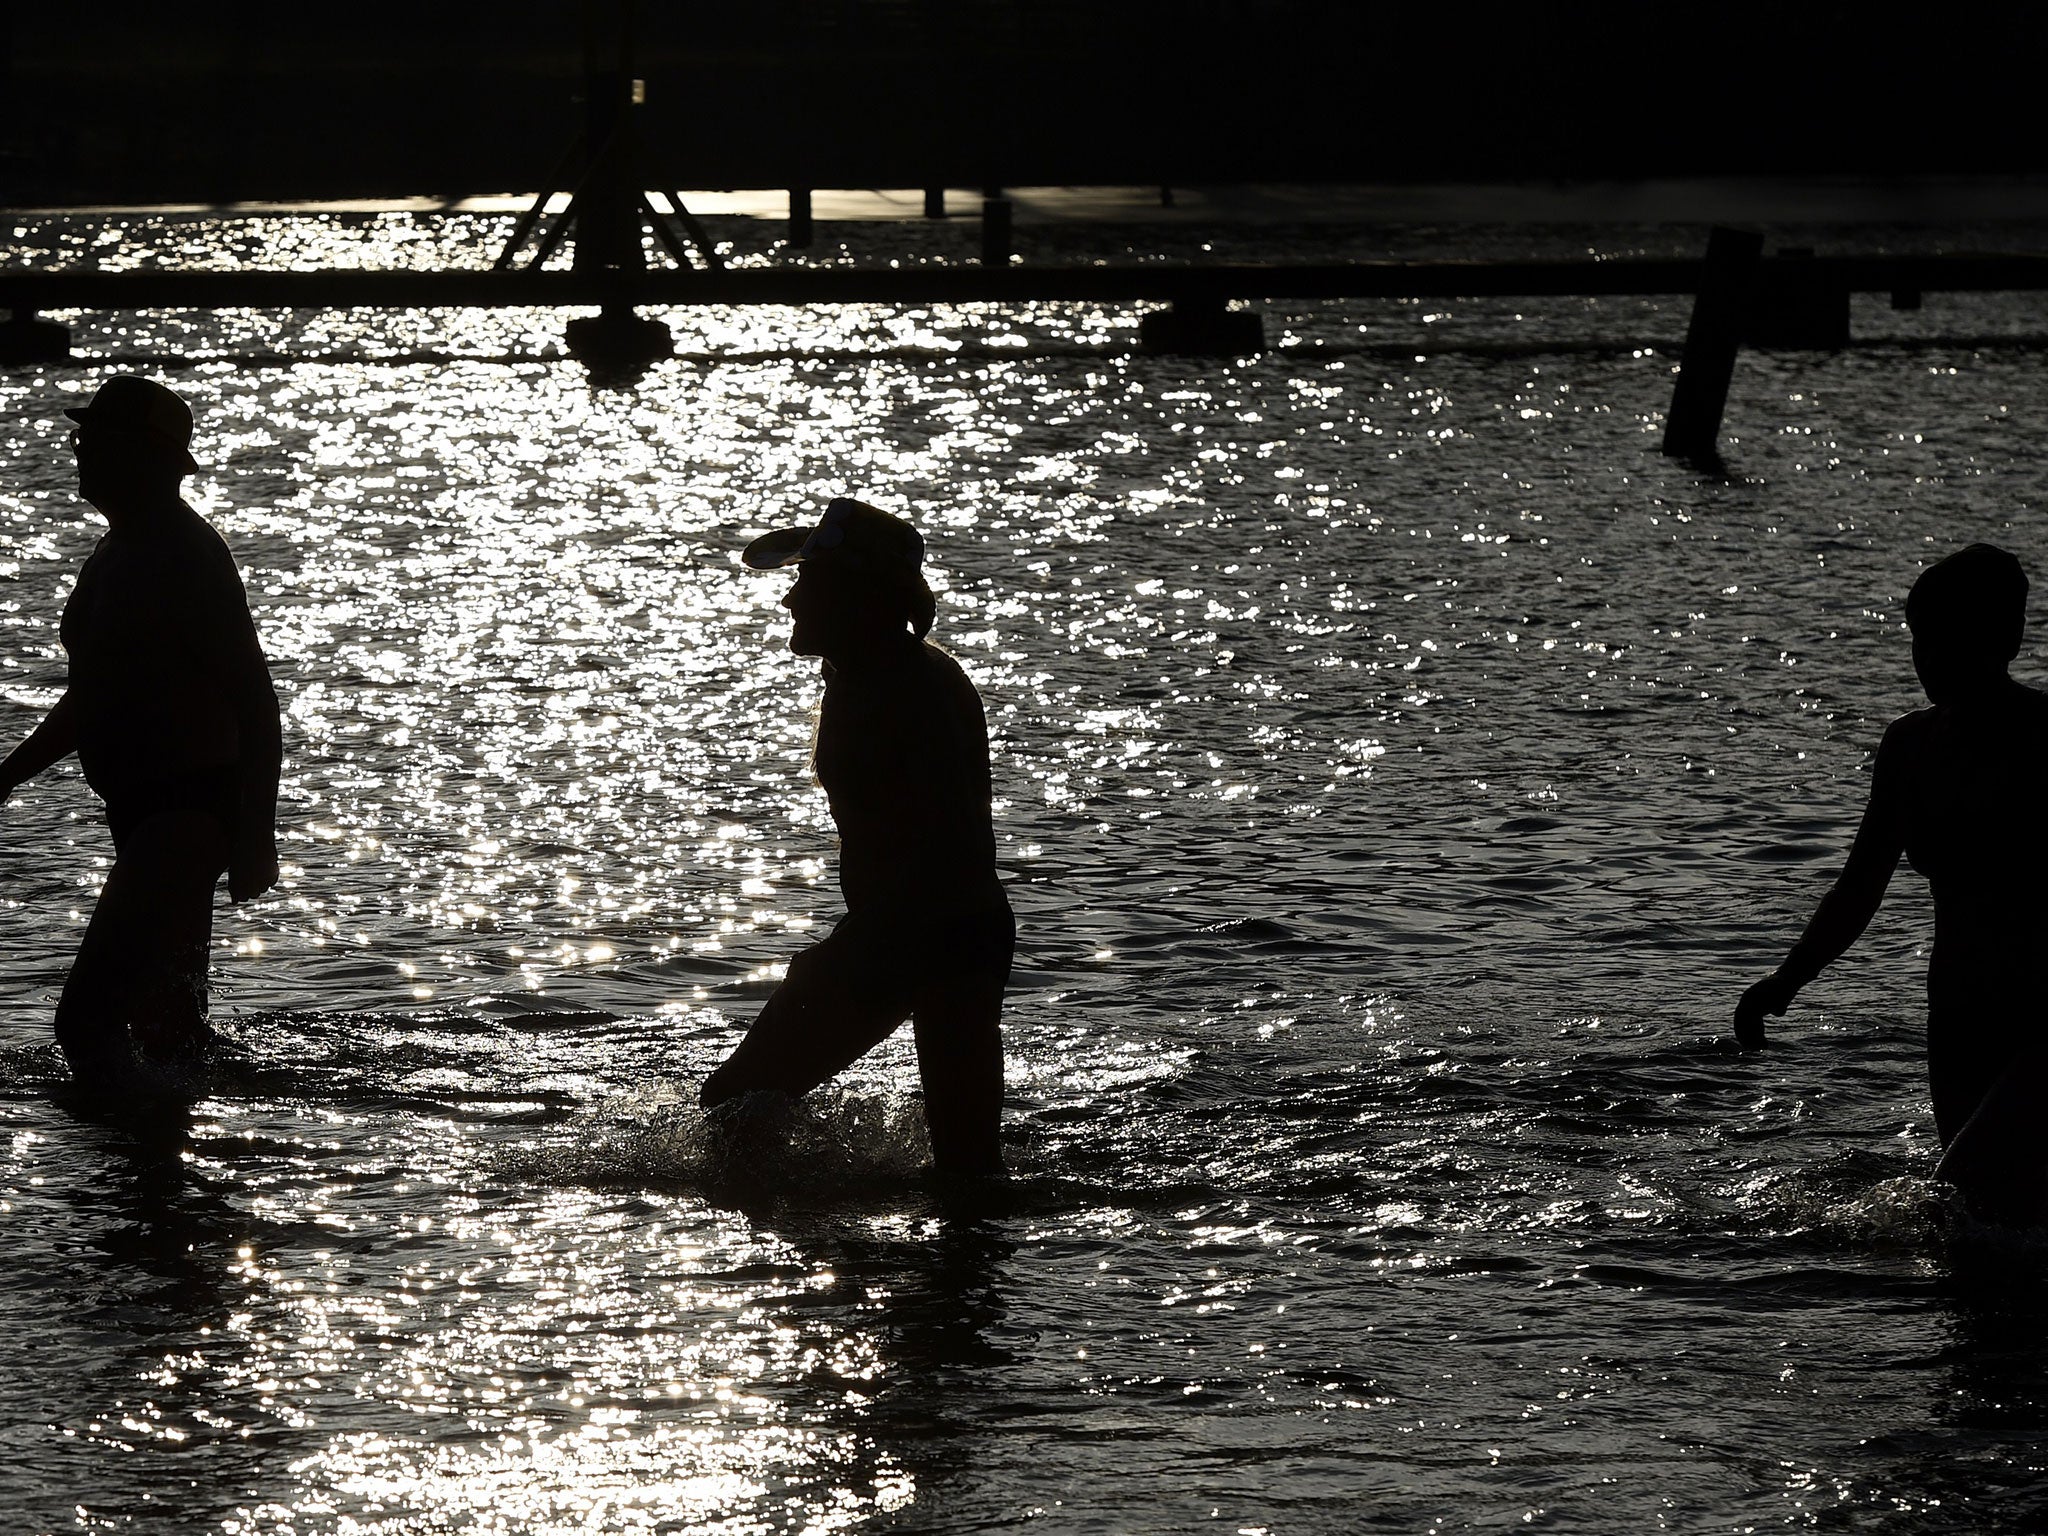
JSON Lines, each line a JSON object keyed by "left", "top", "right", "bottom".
{"left": 5, "top": 210, "right": 2048, "bottom": 1533}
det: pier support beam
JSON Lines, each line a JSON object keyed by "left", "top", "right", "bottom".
{"left": 980, "top": 197, "right": 1012, "bottom": 265}
{"left": 1662, "top": 227, "right": 1762, "bottom": 461}
{"left": 789, "top": 189, "right": 814, "bottom": 248}
{"left": 0, "top": 308, "right": 70, "bottom": 364}
{"left": 1139, "top": 295, "right": 1264, "bottom": 357}
{"left": 924, "top": 187, "right": 946, "bottom": 219}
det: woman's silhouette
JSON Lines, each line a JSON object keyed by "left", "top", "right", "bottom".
{"left": 1737, "top": 543, "right": 2048, "bottom": 1218}
{"left": 700, "top": 498, "right": 1014, "bottom": 1176}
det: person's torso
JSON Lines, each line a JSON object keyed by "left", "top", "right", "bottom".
{"left": 1895, "top": 685, "right": 2048, "bottom": 995}
{"left": 61, "top": 506, "right": 247, "bottom": 801}
{"left": 813, "top": 640, "right": 1002, "bottom": 916}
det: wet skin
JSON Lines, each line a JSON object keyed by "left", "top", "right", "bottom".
{"left": 700, "top": 562, "right": 1011, "bottom": 1175}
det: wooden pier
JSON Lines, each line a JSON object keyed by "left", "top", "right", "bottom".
{"left": 5, "top": 246, "right": 2045, "bottom": 458}
{"left": 4, "top": 252, "right": 2044, "bottom": 312}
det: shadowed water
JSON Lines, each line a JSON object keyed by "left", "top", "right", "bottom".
{"left": 4, "top": 212, "right": 2048, "bottom": 1532}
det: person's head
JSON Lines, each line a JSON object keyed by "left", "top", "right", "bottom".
{"left": 64, "top": 376, "right": 200, "bottom": 514}
{"left": 1906, "top": 542, "right": 2028, "bottom": 704}
{"left": 743, "top": 497, "right": 936, "bottom": 661}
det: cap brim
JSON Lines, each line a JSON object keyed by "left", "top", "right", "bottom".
{"left": 62, "top": 406, "right": 90, "bottom": 424}
{"left": 742, "top": 527, "right": 811, "bottom": 570}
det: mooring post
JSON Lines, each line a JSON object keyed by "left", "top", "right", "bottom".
{"left": 1744, "top": 247, "right": 1850, "bottom": 348}
{"left": 924, "top": 187, "right": 946, "bottom": 219}
{"left": 789, "top": 189, "right": 814, "bottom": 248}
{"left": 981, "top": 197, "right": 1013, "bottom": 265}
{"left": 1138, "top": 294, "right": 1264, "bottom": 357}
{"left": 1662, "top": 226, "right": 1764, "bottom": 461}
{"left": 0, "top": 307, "right": 70, "bottom": 364}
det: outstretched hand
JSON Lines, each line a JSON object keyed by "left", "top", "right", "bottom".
{"left": 1734, "top": 970, "right": 1798, "bottom": 1050}
{"left": 229, "top": 835, "right": 280, "bottom": 904}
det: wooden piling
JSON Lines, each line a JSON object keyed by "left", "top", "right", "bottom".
{"left": 981, "top": 197, "right": 1013, "bottom": 264}
{"left": 1662, "top": 227, "right": 1763, "bottom": 461}
{"left": 924, "top": 187, "right": 946, "bottom": 218}
{"left": 789, "top": 189, "right": 813, "bottom": 248}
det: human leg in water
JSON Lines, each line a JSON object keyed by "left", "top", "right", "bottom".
{"left": 1934, "top": 1043, "right": 2048, "bottom": 1227}
{"left": 1925, "top": 988, "right": 2048, "bottom": 1224}
{"left": 700, "top": 931, "right": 909, "bottom": 1108}
{"left": 911, "top": 972, "right": 1006, "bottom": 1178}
{"left": 700, "top": 919, "right": 1010, "bottom": 1176}
{"left": 55, "top": 808, "right": 229, "bottom": 1075}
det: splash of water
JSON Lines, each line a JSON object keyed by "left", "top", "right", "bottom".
{"left": 510, "top": 1084, "right": 934, "bottom": 1199}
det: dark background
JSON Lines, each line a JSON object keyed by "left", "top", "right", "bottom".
{"left": 3, "top": 0, "right": 2043, "bottom": 205}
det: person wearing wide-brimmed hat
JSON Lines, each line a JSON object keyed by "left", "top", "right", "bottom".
{"left": 701, "top": 496, "right": 1014, "bottom": 1175}
{"left": 0, "top": 377, "right": 281, "bottom": 1078}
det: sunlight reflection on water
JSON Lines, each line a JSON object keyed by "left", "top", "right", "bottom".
{"left": 4, "top": 211, "right": 2048, "bottom": 1532}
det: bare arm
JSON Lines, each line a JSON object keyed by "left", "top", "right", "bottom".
{"left": 196, "top": 543, "right": 282, "bottom": 903}
{"left": 219, "top": 602, "right": 282, "bottom": 902}
{"left": 228, "top": 648, "right": 282, "bottom": 902}
{"left": 1735, "top": 723, "right": 1908, "bottom": 1048}
{"left": 0, "top": 690, "right": 79, "bottom": 798}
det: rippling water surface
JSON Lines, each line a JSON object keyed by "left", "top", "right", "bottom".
{"left": 5, "top": 212, "right": 2048, "bottom": 1533}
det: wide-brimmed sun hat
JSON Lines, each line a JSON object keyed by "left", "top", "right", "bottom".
{"left": 64, "top": 375, "right": 201, "bottom": 474}
{"left": 742, "top": 497, "right": 924, "bottom": 578}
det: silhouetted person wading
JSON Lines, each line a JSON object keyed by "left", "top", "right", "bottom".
{"left": 0, "top": 378, "right": 281, "bottom": 1077}
{"left": 700, "top": 498, "right": 1014, "bottom": 1176}
{"left": 1736, "top": 544, "right": 2048, "bottom": 1220}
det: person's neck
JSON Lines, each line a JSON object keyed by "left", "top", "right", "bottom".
{"left": 94, "top": 487, "right": 186, "bottom": 532}
{"left": 1938, "top": 670, "right": 2014, "bottom": 710}
{"left": 823, "top": 626, "right": 916, "bottom": 673}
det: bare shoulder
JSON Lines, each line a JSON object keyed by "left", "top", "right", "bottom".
{"left": 1880, "top": 706, "right": 1937, "bottom": 754}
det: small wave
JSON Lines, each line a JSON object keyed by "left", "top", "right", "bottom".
{"left": 506, "top": 1084, "right": 934, "bottom": 1199}
{"left": 1736, "top": 1158, "right": 1945, "bottom": 1251}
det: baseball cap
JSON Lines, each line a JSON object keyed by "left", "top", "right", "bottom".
{"left": 64, "top": 376, "right": 201, "bottom": 474}
{"left": 742, "top": 497, "right": 924, "bottom": 578}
